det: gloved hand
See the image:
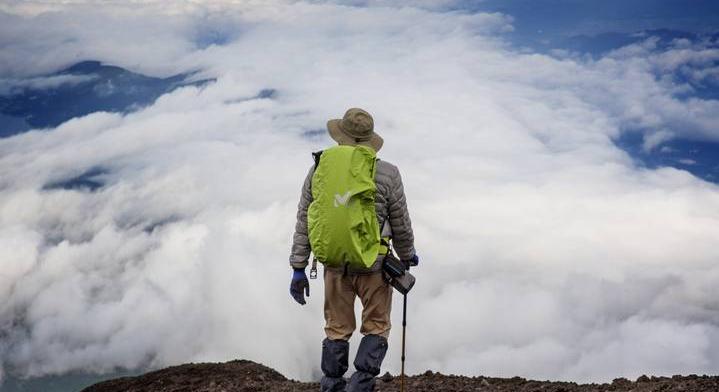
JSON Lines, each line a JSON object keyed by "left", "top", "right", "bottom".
{"left": 402, "top": 254, "right": 419, "bottom": 270}
{"left": 290, "top": 268, "right": 310, "bottom": 305}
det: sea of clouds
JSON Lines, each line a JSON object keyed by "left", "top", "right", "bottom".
{"left": 1, "top": 0, "right": 718, "bottom": 385}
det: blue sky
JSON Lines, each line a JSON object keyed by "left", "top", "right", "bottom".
{"left": 467, "top": 0, "right": 719, "bottom": 36}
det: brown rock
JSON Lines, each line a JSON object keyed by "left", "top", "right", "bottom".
{"left": 379, "top": 372, "right": 393, "bottom": 383}
{"left": 79, "top": 360, "right": 719, "bottom": 392}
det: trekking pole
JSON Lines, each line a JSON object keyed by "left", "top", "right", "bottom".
{"left": 400, "top": 293, "right": 407, "bottom": 392}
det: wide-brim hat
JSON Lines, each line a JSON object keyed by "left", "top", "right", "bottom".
{"left": 327, "top": 108, "right": 383, "bottom": 152}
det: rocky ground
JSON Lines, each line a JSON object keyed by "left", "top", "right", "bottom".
{"left": 81, "top": 360, "right": 719, "bottom": 392}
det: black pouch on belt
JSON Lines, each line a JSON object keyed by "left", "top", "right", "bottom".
{"left": 382, "top": 252, "right": 416, "bottom": 295}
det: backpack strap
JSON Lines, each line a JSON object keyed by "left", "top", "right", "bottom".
{"left": 312, "top": 150, "right": 323, "bottom": 170}
{"left": 379, "top": 237, "right": 391, "bottom": 255}
{"left": 310, "top": 257, "right": 318, "bottom": 279}
{"left": 308, "top": 150, "right": 323, "bottom": 280}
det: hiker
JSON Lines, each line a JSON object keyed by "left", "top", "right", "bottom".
{"left": 289, "top": 108, "right": 418, "bottom": 392}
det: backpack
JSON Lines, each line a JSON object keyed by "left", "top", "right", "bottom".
{"left": 307, "top": 145, "right": 381, "bottom": 269}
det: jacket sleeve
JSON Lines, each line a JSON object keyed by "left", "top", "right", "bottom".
{"left": 289, "top": 165, "right": 315, "bottom": 269}
{"left": 388, "top": 166, "right": 416, "bottom": 261}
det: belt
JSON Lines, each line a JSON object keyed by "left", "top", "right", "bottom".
{"left": 309, "top": 237, "right": 392, "bottom": 279}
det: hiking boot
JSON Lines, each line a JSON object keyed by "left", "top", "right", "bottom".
{"left": 347, "top": 334, "right": 388, "bottom": 392}
{"left": 320, "top": 338, "right": 349, "bottom": 392}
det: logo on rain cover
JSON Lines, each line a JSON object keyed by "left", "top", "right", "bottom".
{"left": 334, "top": 191, "right": 350, "bottom": 207}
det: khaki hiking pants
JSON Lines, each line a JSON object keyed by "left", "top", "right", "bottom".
{"left": 323, "top": 268, "right": 393, "bottom": 341}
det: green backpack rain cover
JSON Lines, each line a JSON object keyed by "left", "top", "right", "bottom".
{"left": 308, "top": 145, "right": 380, "bottom": 268}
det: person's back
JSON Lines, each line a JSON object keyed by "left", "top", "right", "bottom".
{"left": 291, "top": 157, "right": 416, "bottom": 272}
{"left": 288, "top": 108, "right": 418, "bottom": 392}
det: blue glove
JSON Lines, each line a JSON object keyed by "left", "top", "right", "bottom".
{"left": 403, "top": 254, "right": 419, "bottom": 269}
{"left": 290, "top": 268, "right": 310, "bottom": 305}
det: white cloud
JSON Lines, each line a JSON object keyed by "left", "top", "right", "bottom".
{"left": 0, "top": 74, "right": 98, "bottom": 95}
{"left": 1, "top": 0, "right": 719, "bottom": 385}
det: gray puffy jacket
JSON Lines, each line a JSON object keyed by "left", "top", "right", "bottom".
{"left": 289, "top": 157, "right": 415, "bottom": 274}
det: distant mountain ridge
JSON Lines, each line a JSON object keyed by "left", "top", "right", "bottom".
{"left": 0, "top": 60, "right": 215, "bottom": 138}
